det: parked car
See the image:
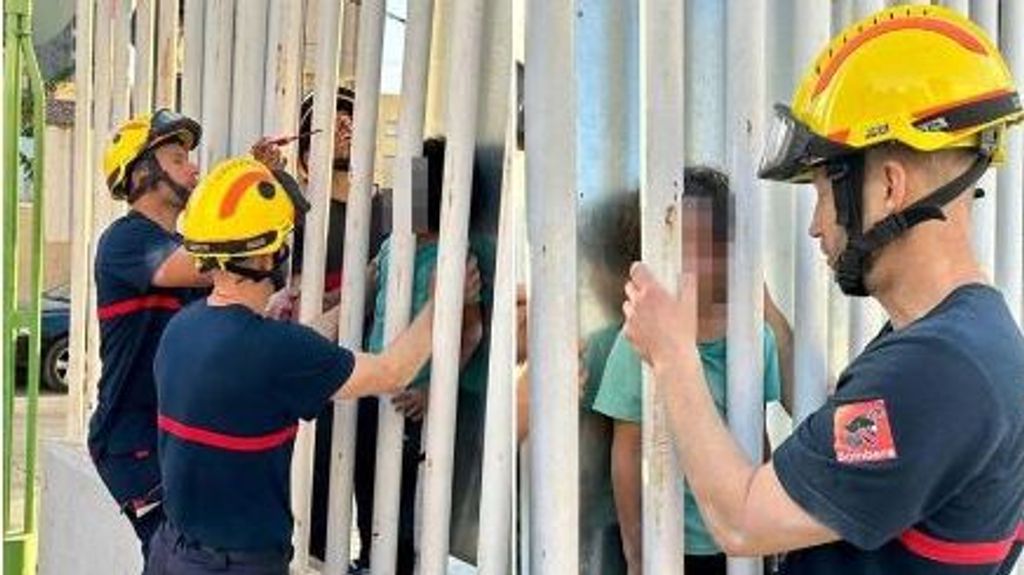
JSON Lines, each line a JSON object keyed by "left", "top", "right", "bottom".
{"left": 15, "top": 284, "right": 70, "bottom": 392}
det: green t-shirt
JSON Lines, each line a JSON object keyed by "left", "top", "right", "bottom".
{"left": 366, "top": 235, "right": 495, "bottom": 393}
{"left": 592, "top": 326, "right": 783, "bottom": 555}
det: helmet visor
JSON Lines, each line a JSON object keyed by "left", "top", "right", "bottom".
{"left": 758, "top": 104, "right": 854, "bottom": 183}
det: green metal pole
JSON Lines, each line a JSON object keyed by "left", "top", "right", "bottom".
{"left": 3, "top": 0, "right": 26, "bottom": 534}
{"left": 4, "top": 1, "right": 44, "bottom": 571}
{"left": 22, "top": 25, "right": 46, "bottom": 535}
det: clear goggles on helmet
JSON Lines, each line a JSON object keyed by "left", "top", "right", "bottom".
{"left": 758, "top": 104, "right": 855, "bottom": 183}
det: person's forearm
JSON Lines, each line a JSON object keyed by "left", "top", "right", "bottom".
{"left": 653, "top": 350, "right": 759, "bottom": 555}
{"left": 611, "top": 423, "right": 644, "bottom": 575}
{"left": 381, "top": 300, "right": 435, "bottom": 390}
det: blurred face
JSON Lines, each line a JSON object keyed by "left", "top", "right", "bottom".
{"left": 334, "top": 112, "right": 353, "bottom": 163}
{"left": 682, "top": 198, "right": 727, "bottom": 311}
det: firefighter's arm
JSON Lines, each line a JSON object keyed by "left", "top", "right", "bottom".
{"left": 152, "top": 246, "right": 212, "bottom": 288}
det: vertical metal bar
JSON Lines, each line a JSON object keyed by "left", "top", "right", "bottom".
{"left": 294, "top": 0, "right": 344, "bottom": 568}
{"left": 181, "top": 0, "right": 204, "bottom": 120}
{"left": 476, "top": 58, "right": 518, "bottom": 575}
{"left": 417, "top": 0, "right": 486, "bottom": 571}
{"left": 229, "top": 0, "right": 267, "bottom": 155}
{"left": 111, "top": 0, "right": 131, "bottom": 125}
{"left": 21, "top": 33, "right": 47, "bottom": 532}
{"left": 639, "top": 0, "right": 685, "bottom": 571}
{"left": 67, "top": 0, "right": 95, "bottom": 441}
{"left": 970, "top": 0, "right": 999, "bottom": 275}
{"left": 369, "top": 1, "right": 434, "bottom": 573}
{"left": 199, "top": 0, "right": 233, "bottom": 169}
{"left": 262, "top": 0, "right": 304, "bottom": 171}
{"left": 424, "top": 0, "right": 450, "bottom": 137}
{"left": 326, "top": 1, "right": 387, "bottom": 571}
{"left": 725, "top": 1, "right": 766, "bottom": 574}
{"left": 87, "top": 0, "right": 115, "bottom": 421}
{"left": 154, "top": 0, "right": 180, "bottom": 109}
{"left": 791, "top": 0, "right": 831, "bottom": 425}
{"left": 3, "top": 0, "right": 25, "bottom": 533}
{"left": 998, "top": 0, "right": 1024, "bottom": 324}
{"left": 526, "top": 0, "right": 578, "bottom": 572}
{"left": 134, "top": 0, "right": 157, "bottom": 113}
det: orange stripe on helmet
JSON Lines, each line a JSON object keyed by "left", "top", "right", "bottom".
{"left": 219, "top": 170, "right": 272, "bottom": 219}
{"left": 814, "top": 16, "right": 987, "bottom": 98}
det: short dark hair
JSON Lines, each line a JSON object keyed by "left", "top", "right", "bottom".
{"left": 683, "top": 165, "right": 730, "bottom": 244}
{"left": 580, "top": 191, "right": 642, "bottom": 280}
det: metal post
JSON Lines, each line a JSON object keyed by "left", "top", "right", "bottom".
{"left": 134, "top": 0, "right": 156, "bottom": 113}
{"left": 2, "top": 0, "right": 26, "bottom": 534}
{"left": 424, "top": 0, "right": 450, "bottom": 136}
{"left": 87, "top": 0, "right": 115, "bottom": 418}
{"left": 970, "top": 0, "right": 999, "bottom": 275}
{"left": 369, "top": 2, "right": 434, "bottom": 573}
{"left": 638, "top": 0, "right": 685, "bottom": 571}
{"left": 725, "top": 1, "right": 766, "bottom": 574}
{"left": 229, "top": 0, "right": 268, "bottom": 155}
{"left": 526, "top": 0, "right": 578, "bottom": 572}
{"left": 67, "top": 0, "right": 95, "bottom": 441}
{"left": 19, "top": 31, "right": 46, "bottom": 537}
{"left": 154, "top": 0, "right": 180, "bottom": 110}
{"left": 791, "top": 1, "right": 831, "bottom": 424}
{"left": 199, "top": 0, "right": 234, "bottom": 169}
{"left": 293, "top": 0, "right": 345, "bottom": 569}
{"left": 326, "top": 1, "right": 387, "bottom": 571}
{"left": 997, "top": 0, "right": 1024, "bottom": 324}
{"left": 111, "top": 0, "right": 131, "bottom": 125}
{"left": 417, "top": 0, "right": 486, "bottom": 571}
{"left": 181, "top": 0, "right": 204, "bottom": 120}
{"left": 262, "top": 0, "right": 304, "bottom": 171}
{"left": 476, "top": 78, "right": 517, "bottom": 575}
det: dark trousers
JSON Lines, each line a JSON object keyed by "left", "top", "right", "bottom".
{"left": 144, "top": 522, "right": 291, "bottom": 575}
{"left": 310, "top": 397, "right": 421, "bottom": 574}
{"left": 93, "top": 448, "right": 163, "bottom": 558}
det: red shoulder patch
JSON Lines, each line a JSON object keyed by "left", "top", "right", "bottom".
{"left": 833, "top": 399, "right": 897, "bottom": 464}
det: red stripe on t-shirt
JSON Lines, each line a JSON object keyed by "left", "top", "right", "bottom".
{"left": 98, "top": 295, "right": 182, "bottom": 320}
{"left": 899, "top": 523, "right": 1024, "bottom": 566}
{"left": 158, "top": 414, "right": 298, "bottom": 453}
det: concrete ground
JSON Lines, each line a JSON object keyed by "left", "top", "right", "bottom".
{"left": 8, "top": 391, "right": 67, "bottom": 532}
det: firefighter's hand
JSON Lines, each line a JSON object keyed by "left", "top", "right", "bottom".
{"left": 623, "top": 263, "right": 698, "bottom": 368}
{"left": 251, "top": 137, "right": 286, "bottom": 170}
{"left": 392, "top": 388, "right": 428, "bottom": 422}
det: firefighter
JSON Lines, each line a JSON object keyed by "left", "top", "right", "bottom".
{"left": 624, "top": 6, "right": 1024, "bottom": 574}
{"left": 91, "top": 109, "right": 210, "bottom": 558}
{"left": 143, "top": 156, "right": 478, "bottom": 574}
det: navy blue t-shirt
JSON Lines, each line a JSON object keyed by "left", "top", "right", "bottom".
{"left": 154, "top": 300, "right": 354, "bottom": 551}
{"left": 775, "top": 285, "right": 1024, "bottom": 574}
{"left": 88, "top": 211, "right": 204, "bottom": 462}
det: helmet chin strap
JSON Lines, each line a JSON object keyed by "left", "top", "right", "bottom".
{"left": 829, "top": 135, "right": 995, "bottom": 297}
{"left": 128, "top": 149, "right": 193, "bottom": 206}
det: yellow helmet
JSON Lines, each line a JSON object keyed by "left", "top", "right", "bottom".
{"left": 181, "top": 156, "right": 310, "bottom": 264}
{"left": 103, "top": 109, "right": 201, "bottom": 199}
{"left": 760, "top": 5, "right": 1022, "bottom": 183}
